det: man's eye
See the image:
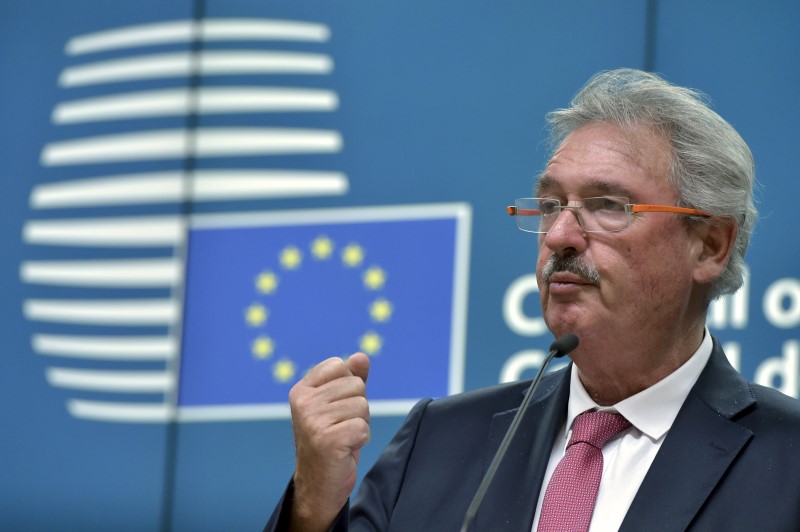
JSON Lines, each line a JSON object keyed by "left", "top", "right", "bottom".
{"left": 539, "top": 201, "right": 560, "bottom": 215}
{"left": 594, "top": 198, "right": 625, "bottom": 212}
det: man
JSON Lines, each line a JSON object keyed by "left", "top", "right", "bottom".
{"left": 266, "top": 69, "right": 800, "bottom": 531}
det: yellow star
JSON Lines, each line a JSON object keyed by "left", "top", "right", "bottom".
{"left": 245, "top": 303, "right": 268, "bottom": 327}
{"left": 311, "top": 235, "right": 334, "bottom": 260}
{"left": 369, "top": 298, "right": 393, "bottom": 322}
{"left": 256, "top": 271, "right": 279, "bottom": 294}
{"left": 342, "top": 243, "right": 365, "bottom": 268}
{"left": 273, "top": 358, "right": 297, "bottom": 383}
{"left": 359, "top": 331, "right": 383, "bottom": 355}
{"left": 363, "top": 266, "right": 386, "bottom": 290}
{"left": 252, "top": 336, "right": 275, "bottom": 359}
{"left": 280, "top": 246, "right": 302, "bottom": 270}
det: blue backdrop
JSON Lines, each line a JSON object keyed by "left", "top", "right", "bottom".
{"left": 1, "top": 1, "right": 798, "bottom": 529}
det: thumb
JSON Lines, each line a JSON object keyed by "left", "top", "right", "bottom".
{"left": 346, "top": 352, "right": 370, "bottom": 385}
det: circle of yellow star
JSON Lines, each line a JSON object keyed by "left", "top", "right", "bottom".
{"left": 359, "top": 332, "right": 383, "bottom": 355}
{"left": 369, "top": 298, "right": 393, "bottom": 322}
{"left": 252, "top": 336, "right": 275, "bottom": 359}
{"left": 342, "top": 243, "right": 365, "bottom": 268}
{"left": 280, "top": 246, "right": 302, "bottom": 270}
{"left": 363, "top": 266, "right": 386, "bottom": 290}
{"left": 273, "top": 358, "right": 297, "bottom": 383}
{"left": 256, "top": 271, "right": 279, "bottom": 294}
{"left": 245, "top": 303, "right": 268, "bottom": 327}
{"left": 311, "top": 235, "right": 334, "bottom": 260}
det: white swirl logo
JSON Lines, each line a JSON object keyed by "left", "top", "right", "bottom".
{"left": 21, "top": 18, "right": 348, "bottom": 423}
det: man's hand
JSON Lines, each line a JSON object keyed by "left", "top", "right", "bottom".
{"left": 288, "top": 353, "right": 371, "bottom": 531}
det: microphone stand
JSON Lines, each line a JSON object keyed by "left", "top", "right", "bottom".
{"left": 459, "top": 333, "right": 579, "bottom": 532}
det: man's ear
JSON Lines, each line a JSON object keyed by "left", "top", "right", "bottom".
{"left": 692, "top": 217, "right": 738, "bottom": 286}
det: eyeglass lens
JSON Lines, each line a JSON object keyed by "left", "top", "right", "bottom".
{"left": 515, "top": 197, "right": 631, "bottom": 233}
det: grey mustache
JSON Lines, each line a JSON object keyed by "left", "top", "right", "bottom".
{"left": 542, "top": 254, "right": 601, "bottom": 285}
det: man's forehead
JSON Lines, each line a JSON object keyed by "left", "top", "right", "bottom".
{"left": 552, "top": 125, "right": 642, "bottom": 160}
{"left": 535, "top": 174, "right": 633, "bottom": 197}
{"left": 535, "top": 123, "right": 672, "bottom": 196}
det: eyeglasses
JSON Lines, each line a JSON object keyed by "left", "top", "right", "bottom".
{"left": 507, "top": 196, "right": 712, "bottom": 234}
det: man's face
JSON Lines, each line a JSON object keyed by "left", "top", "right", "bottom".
{"left": 536, "top": 123, "right": 699, "bottom": 348}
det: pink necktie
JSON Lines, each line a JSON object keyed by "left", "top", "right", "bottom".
{"left": 537, "top": 410, "right": 632, "bottom": 532}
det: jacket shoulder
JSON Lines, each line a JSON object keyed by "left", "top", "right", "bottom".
{"left": 421, "top": 367, "right": 569, "bottom": 421}
{"left": 742, "top": 382, "right": 800, "bottom": 429}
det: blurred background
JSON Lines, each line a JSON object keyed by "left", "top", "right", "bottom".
{"left": 1, "top": 1, "right": 798, "bottom": 529}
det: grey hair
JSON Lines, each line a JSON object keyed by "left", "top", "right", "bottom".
{"left": 545, "top": 68, "right": 757, "bottom": 300}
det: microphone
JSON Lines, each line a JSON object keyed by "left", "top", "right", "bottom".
{"left": 459, "top": 333, "right": 579, "bottom": 532}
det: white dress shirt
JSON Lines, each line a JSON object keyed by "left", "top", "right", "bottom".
{"left": 531, "top": 329, "right": 713, "bottom": 532}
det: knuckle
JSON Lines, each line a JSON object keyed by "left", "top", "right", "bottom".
{"left": 350, "top": 376, "right": 366, "bottom": 395}
{"left": 291, "top": 389, "right": 313, "bottom": 412}
{"left": 321, "top": 356, "right": 347, "bottom": 373}
{"left": 355, "top": 395, "right": 369, "bottom": 413}
{"left": 303, "top": 357, "right": 346, "bottom": 386}
{"left": 354, "top": 418, "right": 371, "bottom": 443}
{"left": 357, "top": 415, "right": 370, "bottom": 430}
{"left": 288, "top": 383, "right": 303, "bottom": 403}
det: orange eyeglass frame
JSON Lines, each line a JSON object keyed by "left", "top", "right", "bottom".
{"left": 506, "top": 204, "right": 712, "bottom": 218}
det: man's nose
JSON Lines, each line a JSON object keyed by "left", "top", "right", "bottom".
{"left": 541, "top": 207, "right": 588, "bottom": 255}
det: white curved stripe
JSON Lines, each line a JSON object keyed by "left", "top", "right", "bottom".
{"left": 196, "top": 171, "right": 348, "bottom": 199}
{"left": 31, "top": 171, "right": 348, "bottom": 208}
{"left": 41, "top": 130, "right": 188, "bottom": 166}
{"left": 33, "top": 334, "right": 176, "bottom": 360}
{"left": 23, "top": 216, "right": 182, "bottom": 247}
{"left": 41, "top": 128, "right": 342, "bottom": 166}
{"left": 67, "top": 20, "right": 198, "bottom": 55}
{"left": 66, "top": 18, "right": 330, "bottom": 55}
{"left": 197, "top": 87, "right": 337, "bottom": 113}
{"left": 47, "top": 368, "right": 173, "bottom": 392}
{"left": 21, "top": 258, "right": 181, "bottom": 287}
{"left": 54, "top": 89, "right": 191, "bottom": 123}
{"left": 67, "top": 400, "right": 172, "bottom": 423}
{"left": 31, "top": 172, "right": 181, "bottom": 207}
{"left": 178, "top": 404, "right": 291, "bottom": 421}
{"left": 176, "top": 399, "right": 418, "bottom": 422}
{"left": 53, "top": 87, "right": 339, "bottom": 123}
{"left": 196, "top": 128, "right": 342, "bottom": 157}
{"left": 203, "top": 19, "right": 329, "bottom": 41}
{"left": 66, "top": 398, "right": 417, "bottom": 423}
{"left": 59, "top": 51, "right": 333, "bottom": 87}
{"left": 24, "top": 299, "right": 179, "bottom": 325}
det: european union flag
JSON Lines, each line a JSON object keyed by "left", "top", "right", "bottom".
{"left": 178, "top": 204, "right": 470, "bottom": 417}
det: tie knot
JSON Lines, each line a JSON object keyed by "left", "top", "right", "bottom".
{"left": 568, "top": 410, "right": 631, "bottom": 449}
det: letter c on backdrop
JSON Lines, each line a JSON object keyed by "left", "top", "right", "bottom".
{"left": 503, "top": 274, "right": 547, "bottom": 336}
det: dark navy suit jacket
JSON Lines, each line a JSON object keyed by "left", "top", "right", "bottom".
{"left": 267, "top": 338, "right": 800, "bottom": 530}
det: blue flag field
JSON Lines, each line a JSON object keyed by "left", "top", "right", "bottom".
{"left": 178, "top": 204, "right": 470, "bottom": 419}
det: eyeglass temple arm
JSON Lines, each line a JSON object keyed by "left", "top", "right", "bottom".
{"left": 508, "top": 204, "right": 712, "bottom": 218}
{"left": 507, "top": 206, "right": 540, "bottom": 216}
{"left": 629, "top": 204, "right": 712, "bottom": 218}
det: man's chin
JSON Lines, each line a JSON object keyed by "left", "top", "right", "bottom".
{"left": 543, "top": 305, "right": 593, "bottom": 338}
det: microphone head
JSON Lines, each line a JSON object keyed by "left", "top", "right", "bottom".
{"left": 549, "top": 333, "right": 579, "bottom": 358}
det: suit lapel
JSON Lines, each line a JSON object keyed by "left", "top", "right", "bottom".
{"left": 475, "top": 366, "right": 571, "bottom": 531}
{"left": 619, "top": 339, "right": 756, "bottom": 531}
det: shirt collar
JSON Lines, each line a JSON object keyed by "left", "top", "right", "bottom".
{"left": 566, "top": 328, "right": 713, "bottom": 442}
